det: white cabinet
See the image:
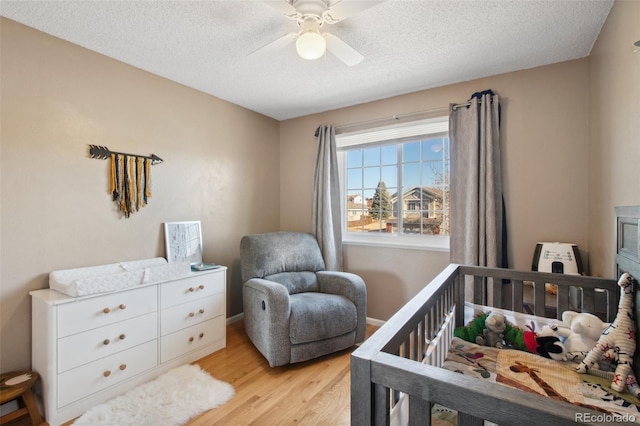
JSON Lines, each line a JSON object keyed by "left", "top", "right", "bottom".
{"left": 31, "top": 267, "right": 226, "bottom": 426}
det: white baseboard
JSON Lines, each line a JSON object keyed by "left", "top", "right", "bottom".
{"left": 226, "top": 312, "right": 244, "bottom": 325}
{"left": 366, "top": 317, "right": 385, "bottom": 327}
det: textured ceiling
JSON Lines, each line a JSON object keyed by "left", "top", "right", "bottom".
{"left": 0, "top": 0, "right": 613, "bottom": 120}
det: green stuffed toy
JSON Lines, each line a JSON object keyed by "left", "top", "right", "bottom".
{"left": 454, "top": 311, "right": 546, "bottom": 354}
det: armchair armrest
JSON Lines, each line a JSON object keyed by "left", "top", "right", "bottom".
{"left": 243, "top": 278, "right": 292, "bottom": 367}
{"left": 317, "top": 271, "right": 367, "bottom": 342}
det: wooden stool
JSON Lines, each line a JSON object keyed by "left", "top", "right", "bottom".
{"left": 0, "top": 370, "right": 43, "bottom": 425}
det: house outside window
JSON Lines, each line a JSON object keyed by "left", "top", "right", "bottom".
{"left": 337, "top": 116, "right": 450, "bottom": 251}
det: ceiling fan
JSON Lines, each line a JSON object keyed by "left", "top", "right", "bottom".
{"left": 254, "top": 0, "right": 386, "bottom": 66}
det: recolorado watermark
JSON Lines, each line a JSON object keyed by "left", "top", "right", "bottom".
{"left": 575, "top": 412, "right": 636, "bottom": 423}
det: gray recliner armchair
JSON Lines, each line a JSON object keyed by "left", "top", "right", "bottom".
{"left": 240, "top": 232, "right": 367, "bottom": 367}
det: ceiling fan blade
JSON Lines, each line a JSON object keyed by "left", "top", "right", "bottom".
{"left": 248, "top": 32, "right": 297, "bottom": 57}
{"left": 325, "top": 33, "right": 364, "bottom": 66}
{"left": 324, "top": 0, "right": 386, "bottom": 23}
{"left": 263, "top": 0, "right": 299, "bottom": 18}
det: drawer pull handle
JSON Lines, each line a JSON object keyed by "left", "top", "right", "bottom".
{"left": 119, "top": 304, "right": 127, "bottom": 310}
{"left": 119, "top": 334, "right": 126, "bottom": 340}
{"left": 189, "top": 337, "right": 194, "bottom": 342}
{"left": 188, "top": 287, "right": 195, "bottom": 292}
{"left": 199, "top": 309, "right": 205, "bottom": 314}
{"left": 199, "top": 332, "right": 204, "bottom": 339}
{"left": 119, "top": 364, "right": 127, "bottom": 371}
{"left": 189, "top": 312, "right": 195, "bottom": 317}
{"left": 103, "top": 370, "right": 111, "bottom": 377}
{"left": 103, "top": 307, "right": 111, "bottom": 314}
{"left": 103, "top": 339, "right": 110, "bottom": 345}
{"left": 198, "top": 285, "right": 205, "bottom": 290}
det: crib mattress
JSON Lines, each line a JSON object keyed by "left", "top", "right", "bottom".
{"left": 439, "top": 337, "right": 640, "bottom": 423}
{"left": 49, "top": 257, "right": 191, "bottom": 297}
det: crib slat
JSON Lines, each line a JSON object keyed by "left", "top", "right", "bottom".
{"left": 459, "top": 411, "right": 484, "bottom": 426}
{"left": 410, "top": 329, "right": 418, "bottom": 361}
{"left": 408, "top": 395, "right": 431, "bottom": 426}
{"left": 607, "top": 289, "right": 618, "bottom": 322}
{"left": 534, "top": 281, "right": 546, "bottom": 317}
{"left": 557, "top": 285, "right": 569, "bottom": 320}
{"left": 418, "top": 318, "right": 425, "bottom": 360}
{"left": 373, "top": 384, "right": 389, "bottom": 426}
{"left": 491, "top": 277, "right": 503, "bottom": 308}
{"left": 512, "top": 279, "right": 524, "bottom": 313}
{"left": 583, "top": 287, "right": 595, "bottom": 314}
{"left": 455, "top": 273, "right": 465, "bottom": 327}
{"left": 473, "top": 276, "right": 484, "bottom": 305}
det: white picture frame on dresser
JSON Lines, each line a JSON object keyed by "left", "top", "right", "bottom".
{"left": 164, "top": 221, "right": 203, "bottom": 265}
{"left": 30, "top": 266, "right": 226, "bottom": 426}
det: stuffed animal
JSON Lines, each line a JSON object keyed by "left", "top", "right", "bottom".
{"left": 557, "top": 310, "right": 609, "bottom": 362}
{"left": 577, "top": 273, "right": 640, "bottom": 397}
{"left": 476, "top": 311, "right": 507, "bottom": 348}
{"left": 536, "top": 324, "right": 566, "bottom": 361}
{"left": 453, "top": 312, "right": 560, "bottom": 358}
{"left": 454, "top": 311, "right": 506, "bottom": 348}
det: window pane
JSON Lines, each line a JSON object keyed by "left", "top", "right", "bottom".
{"left": 347, "top": 149, "right": 362, "bottom": 168}
{"left": 381, "top": 145, "right": 396, "bottom": 165}
{"left": 363, "top": 147, "right": 380, "bottom": 167}
{"left": 402, "top": 163, "right": 420, "bottom": 188}
{"left": 422, "top": 139, "right": 445, "bottom": 161}
{"left": 346, "top": 189, "right": 367, "bottom": 233}
{"left": 402, "top": 141, "right": 420, "bottom": 162}
{"left": 363, "top": 168, "right": 380, "bottom": 189}
{"left": 381, "top": 165, "right": 397, "bottom": 187}
{"left": 422, "top": 162, "right": 442, "bottom": 186}
{"left": 347, "top": 169, "right": 362, "bottom": 190}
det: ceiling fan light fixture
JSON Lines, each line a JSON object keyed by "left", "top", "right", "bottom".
{"left": 296, "top": 30, "right": 326, "bottom": 60}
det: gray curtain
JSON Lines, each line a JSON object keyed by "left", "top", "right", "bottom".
{"left": 312, "top": 125, "right": 343, "bottom": 271}
{"left": 449, "top": 91, "right": 504, "bottom": 273}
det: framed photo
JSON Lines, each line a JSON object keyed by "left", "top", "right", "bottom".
{"left": 164, "top": 221, "right": 203, "bottom": 265}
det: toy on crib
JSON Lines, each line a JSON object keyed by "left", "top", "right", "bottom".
{"left": 577, "top": 273, "right": 640, "bottom": 397}
{"left": 454, "top": 311, "right": 506, "bottom": 348}
{"left": 454, "top": 311, "right": 562, "bottom": 356}
{"left": 536, "top": 324, "right": 566, "bottom": 361}
{"left": 557, "top": 310, "right": 609, "bottom": 362}
{"left": 476, "top": 311, "right": 507, "bottom": 348}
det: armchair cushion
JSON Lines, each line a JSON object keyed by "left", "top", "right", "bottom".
{"left": 241, "top": 232, "right": 325, "bottom": 279}
{"left": 264, "top": 271, "right": 319, "bottom": 294}
{"left": 289, "top": 293, "right": 357, "bottom": 344}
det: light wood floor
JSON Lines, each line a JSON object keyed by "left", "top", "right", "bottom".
{"left": 15, "top": 321, "right": 377, "bottom": 426}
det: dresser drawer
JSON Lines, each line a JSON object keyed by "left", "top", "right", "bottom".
{"left": 58, "top": 286, "right": 157, "bottom": 338}
{"left": 58, "top": 312, "right": 157, "bottom": 373}
{"left": 57, "top": 340, "right": 157, "bottom": 408}
{"left": 161, "top": 316, "right": 225, "bottom": 363}
{"left": 161, "top": 293, "right": 224, "bottom": 336}
{"left": 160, "top": 271, "right": 224, "bottom": 309}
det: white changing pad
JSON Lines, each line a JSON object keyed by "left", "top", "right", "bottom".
{"left": 50, "top": 257, "right": 191, "bottom": 297}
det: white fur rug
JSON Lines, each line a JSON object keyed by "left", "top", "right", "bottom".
{"left": 73, "top": 364, "right": 234, "bottom": 426}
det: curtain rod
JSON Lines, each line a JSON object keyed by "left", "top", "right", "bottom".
{"left": 334, "top": 106, "right": 449, "bottom": 133}
{"left": 331, "top": 99, "right": 484, "bottom": 134}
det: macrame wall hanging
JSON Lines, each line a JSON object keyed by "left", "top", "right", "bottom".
{"left": 89, "top": 145, "right": 163, "bottom": 218}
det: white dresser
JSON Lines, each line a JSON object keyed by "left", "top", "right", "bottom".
{"left": 30, "top": 267, "right": 226, "bottom": 426}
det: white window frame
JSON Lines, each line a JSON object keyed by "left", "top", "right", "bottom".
{"left": 336, "top": 116, "right": 450, "bottom": 251}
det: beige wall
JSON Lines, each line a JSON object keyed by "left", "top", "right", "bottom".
{"left": 0, "top": 19, "right": 280, "bottom": 372}
{"left": 280, "top": 59, "right": 591, "bottom": 321}
{"left": 588, "top": 0, "right": 640, "bottom": 277}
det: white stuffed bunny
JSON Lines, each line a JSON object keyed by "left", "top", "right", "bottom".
{"left": 556, "top": 311, "right": 609, "bottom": 362}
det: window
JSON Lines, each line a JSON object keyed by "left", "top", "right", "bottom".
{"left": 337, "top": 117, "right": 449, "bottom": 250}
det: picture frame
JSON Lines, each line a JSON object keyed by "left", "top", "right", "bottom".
{"left": 164, "top": 221, "right": 203, "bottom": 265}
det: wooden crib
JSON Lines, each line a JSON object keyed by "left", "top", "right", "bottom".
{"left": 351, "top": 206, "right": 640, "bottom": 426}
